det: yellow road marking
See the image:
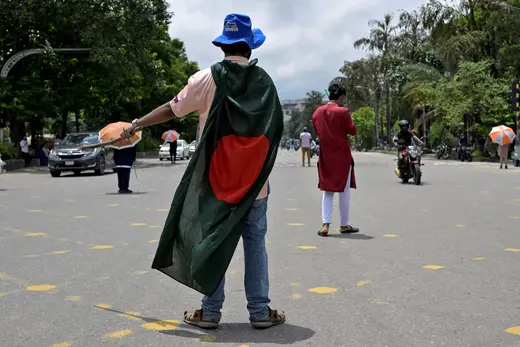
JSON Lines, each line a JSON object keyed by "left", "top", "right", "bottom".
{"left": 289, "top": 282, "right": 300, "bottom": 287}
{"left": 51, "top": 250, "right": 70, "bottom": 255}
{"left": 134, "top": 270, "right": 148, "bottom": 275}
{"left": 148, "top": 240, "right": 158, "bottom": 243}
{"left": 288, "top": 223, "right": 305, "bottom": 226}
{"left": 52, "top": 342, "right": 72, "bottom": 347}
{"left": 423, "top": 265, "right": 444, "bottom": 270}
{"left": 455, "top": 224, "right": 465, "bottom": 228}
{"left": 90, "top": 245, "right": 114, "bottom": 250}
{"left": 285, "top": 208, "right": 298, "bottom": 211}
{"left": 356, "top": 280, "right": 371, "bottom": 287}
{"left": 104, "top": 330, "right": 132, "bottom": 338}
{"left": 25, "top": 232, "right": 46, "bottom": 237}
{"left": 149, "top": 225, "right": 161, "bottom": 228}
{"left": 297, "top": 246, "right": 317, "bottom": 249}
{"left": 472, "top": 257, "right": 485, "bottom": 261}
{"left": 28, "top": 209, "right": 42, "bottom": 212}
{"left": 505, "top": 248, "right": 520, "bottom": 252}
{"left": 26, "top": 284, "right": 56, "bottom": 292}
{"left": 509, "top": 216, "right": 520, "bottom": 219}
{"left": 141, "top": 320, "right": 180, "bottom": 330}
{"left": 73, "top": 216, "right": 87, "bottom": 219}
{"left": 308, "top": 287, "right": 338, "bottom": 294}
{"left": 95, "top": 304, "right": 111, "bottom": 309}
{"left": 66, "top": 296, "right": 81, "bottom": 301}
{"left": 382, "top": 234, "right": 398, "bottom": 238}
{"left": 505, "top": 326, "right": 520, "bottom": 335}
{"left": 107, "top": 204, "right": 119, "bottom": 207}
{"left": 131, "top": 223, "right": 147, "bottom": 226}
{"left": 120, "top": 311, "right": 140, "bottom": 320}
{"left": 23, "top": 254, "right": 41, "bottom": 258}
{"left": 291, "top": 293, "right": 303, "bottom": 300}
{"left": 157, "top": 209, "right": 168, "bottom": 212}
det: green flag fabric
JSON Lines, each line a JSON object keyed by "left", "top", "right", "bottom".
{"left": 151, "top": 59, "right": 284, "bottom": 296}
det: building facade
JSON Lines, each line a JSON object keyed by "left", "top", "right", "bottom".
{"left": 281, "top": 99, "right": 305, "bottom": 123}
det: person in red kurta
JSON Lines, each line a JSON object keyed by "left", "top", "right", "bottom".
{"left": 312, "top": 84, "right": 359, "bottom": 236}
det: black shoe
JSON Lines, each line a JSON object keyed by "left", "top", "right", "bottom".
{"left": 118, "top": 189, "right": 133, "bottom": 194}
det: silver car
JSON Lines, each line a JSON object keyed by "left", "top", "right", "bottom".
{"left": 158, "top": 140, "right": 190, "bottom": 160}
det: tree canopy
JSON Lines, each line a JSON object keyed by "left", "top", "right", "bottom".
{"left": 0, "top": 0, "right": 199, "bottom": 155}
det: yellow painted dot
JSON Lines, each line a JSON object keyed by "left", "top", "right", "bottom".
{"left": 382, "top": 234, "right": 398, "bottom": 238}
{"left": 157, "top": 209, "right": 168, "bottom": 212}
{"left": 23, "top": 254, "right": 41, "bottom": 258}
{"left": 73, "top": 216, "right": 87, "bottom": 219}
{"left": 52, "top": 342, "right": 72, "bottom": 347}
{"left": 289, "top": 282, "right": 299, "bottom": 287}
{"left": 288, "top": 223, "right": 305, "bottom": 226}
{"left": 25, "top": 232, "right": 46, "bottom": 237}
{"left": 120, "top": 311, "right": 140, "bottom": 320}
{"left": 297, "top": 246, "right": 317, "bottom": 249}
{"left": 455, "top": 224, "right": 465, "bottom": 228}
{"left": 285, "top": 208, "right": 298, "bottom": 211}
{"left": 134, "top": 270, "right": 148, "bottom": 275}
{"left": 90, "top": 245, "right": 114, "bottom": 250}
{"left": 505, "top": 326, "right": 520, "bottom": 335}
{"left": 107, "top": 204, "right": 119, "bottom": 207}
{"left": 291, "top": 293, "right": 303, "bottom": 300}
{"left": 0, "top": 273, "right": 6, "bottom": 279}
{"left": 505, "top": 248, "right": 520, "bottom": 252}
{"left": 149, "top": 225, "right": 161, "bottom": 228}
{"left": 63, "top": 199, "right": 76, "bottom": 202}
{"left": 28, "top": 209, "right": 42, "bottom": 212}
{"left": 95, "top": 303, "right": 111, "bottom": 309}
{"left": 148, "top": 240, "right": 159, "bottom": 243}
{"left": 356, "top": 280, "right": 371, "bottom": 287}
{"left": 26, "top": 284, "right": 56, "bottom": 291}
{"left": 51, "top": 250, "right": 70, "bottom": 255}
{"left": 104, "top": 330, "right": 133, "bottom": 338}
{"left": 66, "top": 296, "right": 81, "bottom": 301}
{"left": 200, "top": 335, "right": 216, "bottom": 342}
{"left": 472, "top": 257, "right": 485, "bottom": 261}
{"left": 141, "top": 320, "right": 180, "bottom": 331}
{"left": 131, "top": 223, "right": 147, "bottom": 226}
{"left": 308, "top": 287, "right": 338, "bottom": 294}
{"left": 238, "top": 345, "right": 250, "bottom": 347}
{"left": 423, "top": 265, "right": 444, "bottom": 270}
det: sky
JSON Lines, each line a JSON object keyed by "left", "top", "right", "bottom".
{"left": 167, "top": 0, "right": 426, "bottom": 100}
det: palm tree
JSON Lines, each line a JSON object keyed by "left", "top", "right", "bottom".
{"left": 354, "top": 13, "right": 397, "bottom": 142}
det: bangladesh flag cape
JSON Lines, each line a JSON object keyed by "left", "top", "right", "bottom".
{"left": 151, "top": 58, "right": 284, "bottom": 296}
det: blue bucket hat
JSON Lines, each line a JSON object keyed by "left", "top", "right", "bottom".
{"left": 212, "top": 13, "right": 266, "bottom": 50}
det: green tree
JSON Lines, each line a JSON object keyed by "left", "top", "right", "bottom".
{"left": 351, "top": 107, "right": 376, "bottom": 149}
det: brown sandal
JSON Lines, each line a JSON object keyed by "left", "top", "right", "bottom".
{"left": 250, "top": 307, "right": 286, "bottom": 329}
{"left": 339, "top": 225, "right": 359, "bottom": 234}
{"left": 317, "top": 223, "right": 329, "bottom": 237}
{"left": 184, "top": 309, "right": 219, "bottom": 330}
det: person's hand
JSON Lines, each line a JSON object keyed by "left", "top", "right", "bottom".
{"left": 120, "top": 124, "right": 137, "bottom": 139}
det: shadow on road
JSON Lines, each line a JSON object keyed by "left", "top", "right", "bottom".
{"left": 105, "top": 191, "right": 148, "bottom": 195}
{"left": 160, "top": 322, "right": 316, "bottom": 345}
{"left": 327, "top": 233, "right": 374, "bottom": 240}
{"left": 94, "top": 305, "right": 315, "bottom": 345}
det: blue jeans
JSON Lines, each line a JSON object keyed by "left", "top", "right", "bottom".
{"left": 201, "top": 197, "right": 270, "bottom": 322}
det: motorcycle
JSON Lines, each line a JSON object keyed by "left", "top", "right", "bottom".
{"left": 457, "top": 146, "right": 473, "bottom": 162}
{"left": 395, "top": 142, "right": 423, "bottom": 185}
{"left": 435, "top": 143, "right": 451, "bottom": 160}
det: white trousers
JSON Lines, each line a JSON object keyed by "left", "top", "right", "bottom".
{"left": 322, "top": 169, "right": 351, "bottom": 226}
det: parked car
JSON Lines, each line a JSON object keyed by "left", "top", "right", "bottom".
{"left": 48, "top": 132, "right": 114, "bottom": 177}
{"left": 189, "top": 140, "right": 197, "bottom": 156}
{"left": 158, "top": 140, "right": 190, "bottom": 161}
{"left": 0, "top": 154, "right": 5, "bottom": 174}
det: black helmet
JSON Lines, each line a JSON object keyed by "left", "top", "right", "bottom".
{"left": 399, "top": 120, "right": 410, "bottom": 130}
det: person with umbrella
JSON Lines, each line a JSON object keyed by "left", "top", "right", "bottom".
{"left": 489, "top": 125, "right": 516, "bottom": 169}
{"left": 162, "top": 130, "right": 180, "bottom": 164}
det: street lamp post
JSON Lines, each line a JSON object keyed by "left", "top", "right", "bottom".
{"left": 0, "top": 48, "right": 90, "bottom": 143}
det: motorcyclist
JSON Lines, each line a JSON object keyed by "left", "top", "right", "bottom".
{"left": 457, "top": 134, "right": 468, "bottom": 160}
{"left": 393, "top": 120, "right": 424, "bottom": 174}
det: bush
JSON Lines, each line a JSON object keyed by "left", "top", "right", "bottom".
{"left": 472, "top": 150, "right": 484, "bottom": 158}
{"left": 137, "top": 138, "right": 161, "bottom": 152}
{"left": 0, "top": 143, "right": 17, "bottom": 160}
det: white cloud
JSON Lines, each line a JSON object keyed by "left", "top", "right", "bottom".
{"left": 167, "top": 0, "right": 425, "bottom": 99}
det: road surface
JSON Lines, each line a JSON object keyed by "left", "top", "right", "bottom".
{"left": 1, "top": 151, "right": 519, "bottom": 347}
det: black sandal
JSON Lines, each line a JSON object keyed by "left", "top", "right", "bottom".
{"left": 339, "top": 225, "right": 359, "bottom": 234}
{"left": 318, "top": 223, "right": 329, "bottom": 237}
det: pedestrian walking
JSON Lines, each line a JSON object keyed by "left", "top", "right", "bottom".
{"left": 300, "top": 127, "right": 312, "bottom": 166}
{"left": 113, "top": 146, "right": 137, "bottom": 193}
{"left": 19, "top": 135, "right": 30, "bottom": 166}
{"left": 169, "top": 139, "right": 177, "bottom": 163}
{"left": 120, "top": 13, "right": 284, "bottom": 330}
{"left": 312, "top": 83, "right": 359, "bottom": 236}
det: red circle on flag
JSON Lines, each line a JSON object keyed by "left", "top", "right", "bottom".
{"left": 209, "top": 134, "right": 270, "bottom": 204}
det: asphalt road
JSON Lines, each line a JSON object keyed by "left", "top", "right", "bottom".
{"left": 1, "top": 151, "right": 520, "bottom": 347}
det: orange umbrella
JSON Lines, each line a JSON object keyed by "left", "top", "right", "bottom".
{"left": 162, "top": 130, "right": 180, "bottom": 142}
{"left": 489, "top": 125, "right": 516, "bottom": 145}
{"left": 78, "top": 121, "right": 142, "bottom": 150}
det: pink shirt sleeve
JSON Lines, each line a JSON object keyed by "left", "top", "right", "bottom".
{"left": 169, "top": 68, "right": 214, "bottom": 118}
